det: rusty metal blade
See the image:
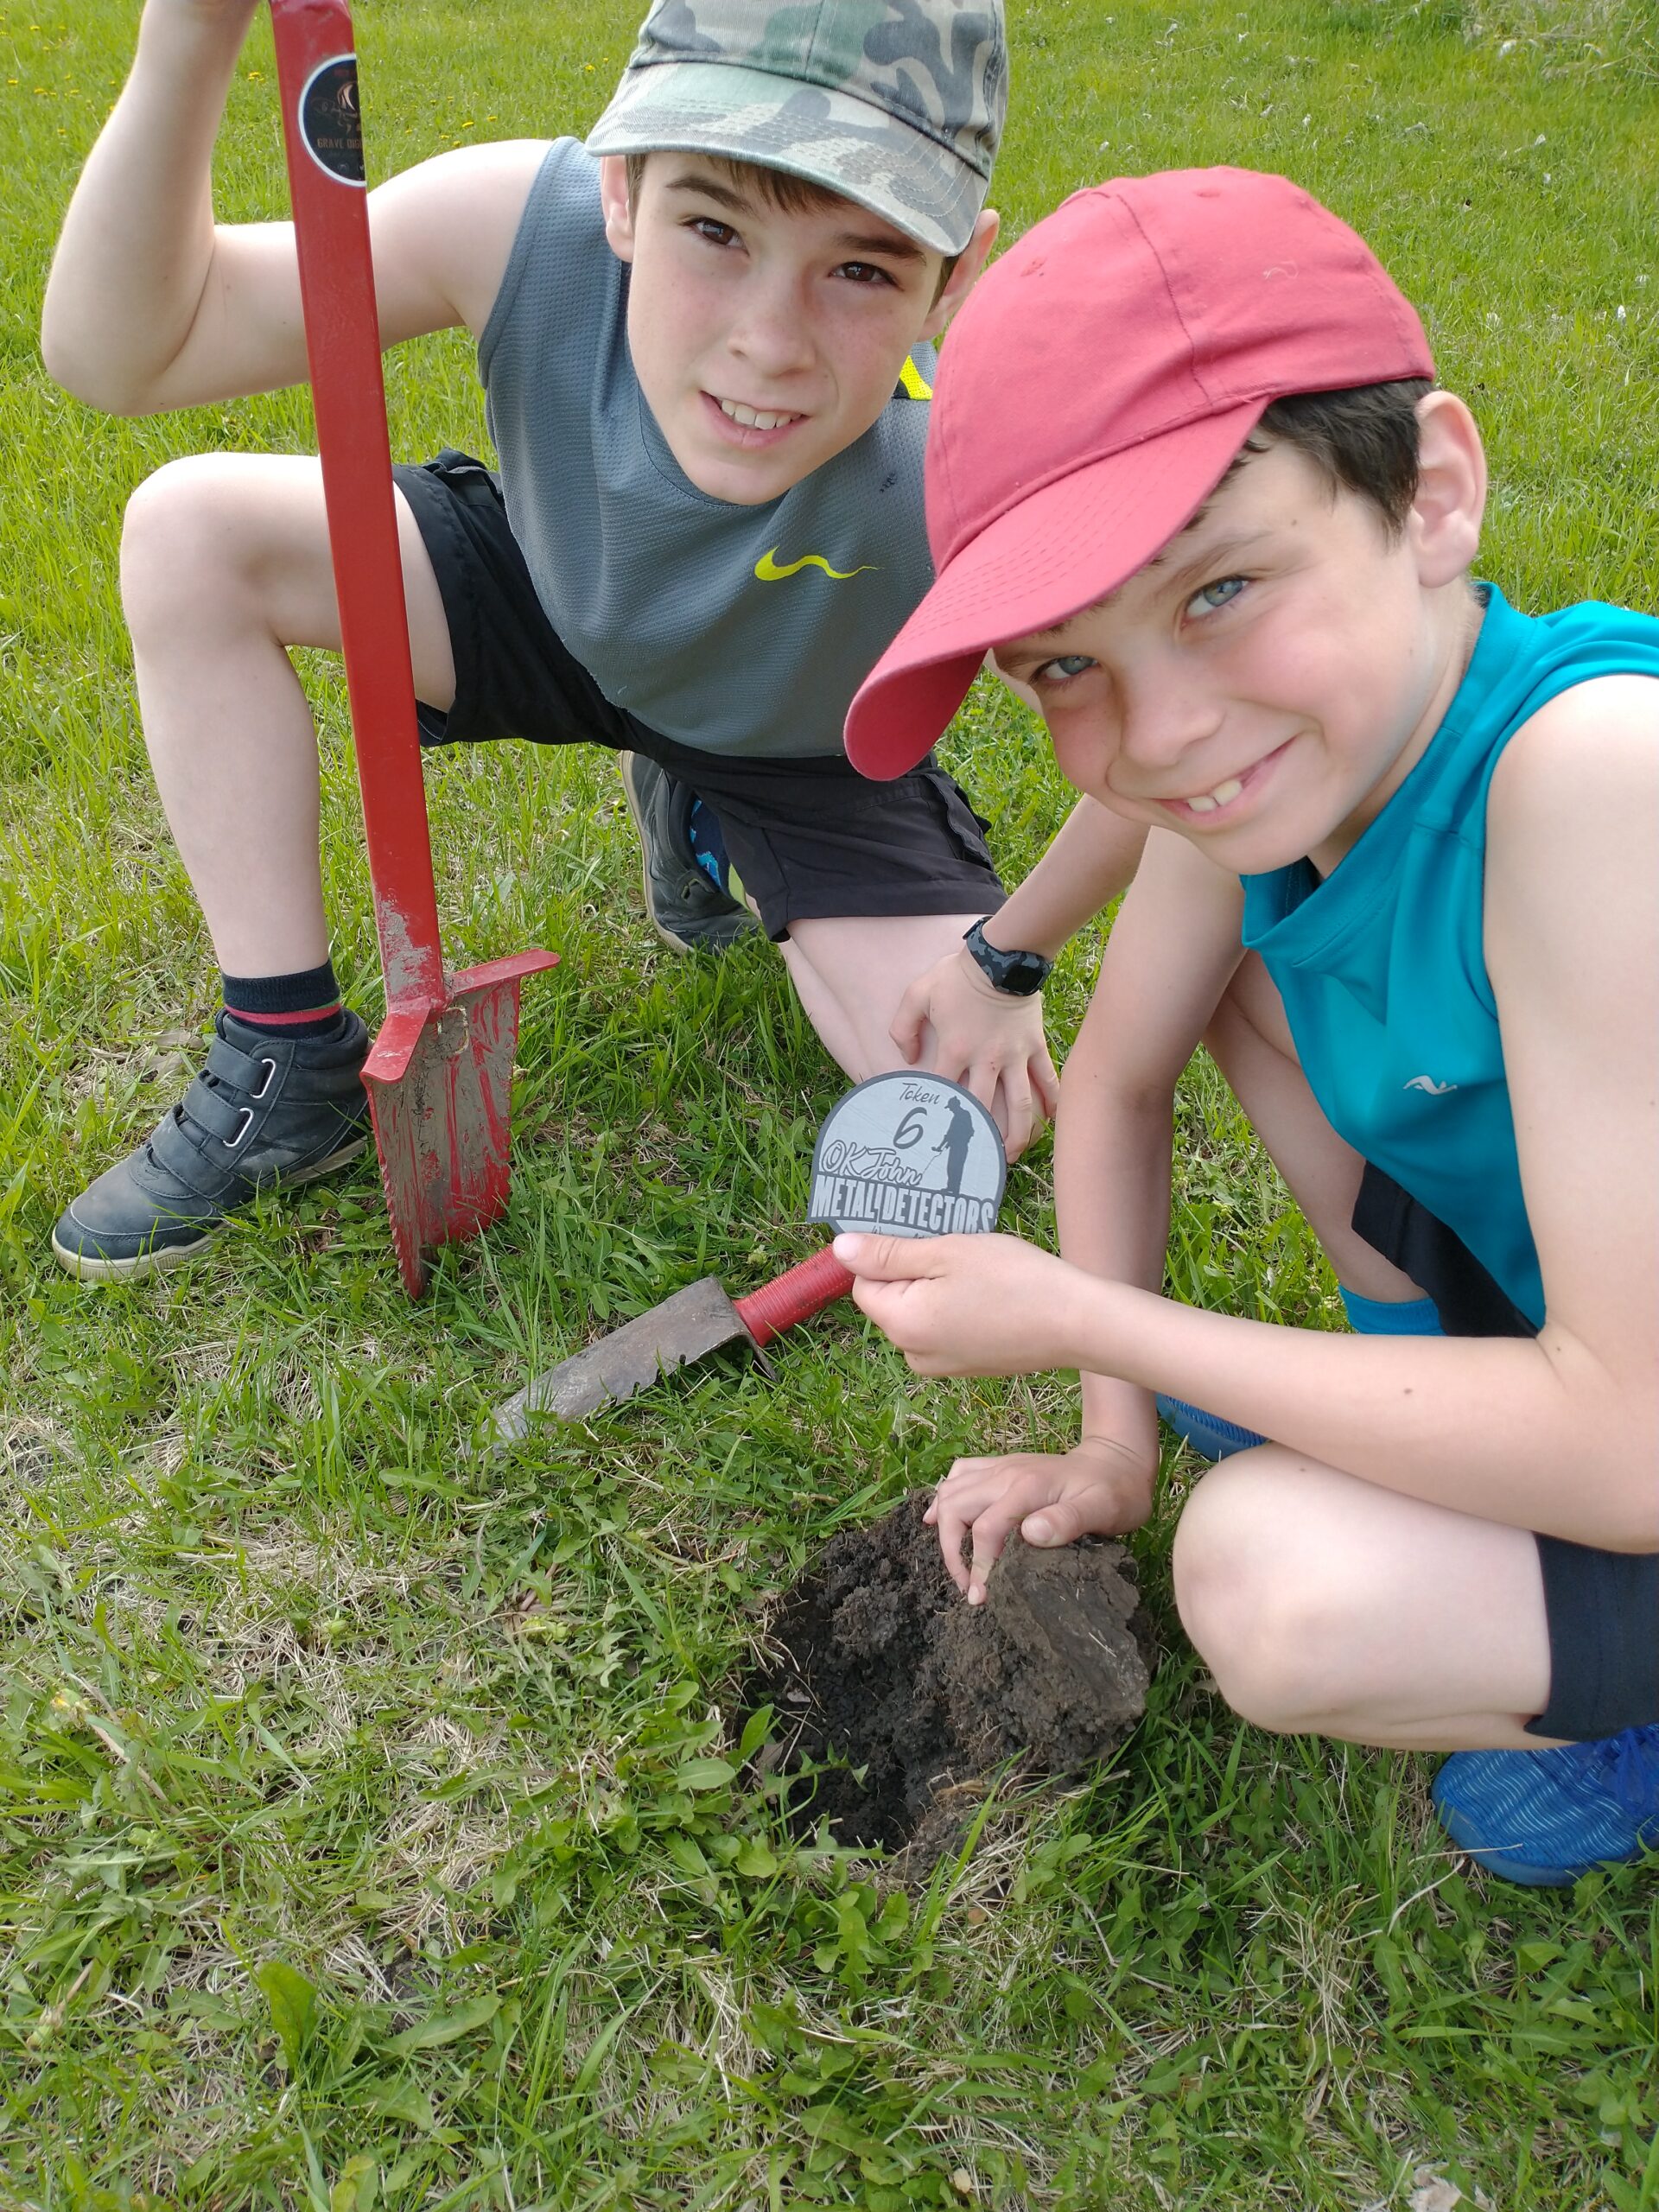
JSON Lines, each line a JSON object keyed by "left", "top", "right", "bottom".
{"left": 490, "top": 1277, "right": 752, "bottom": 1439}
{"left": 363, "top": 952, "right": 555, "bottom": 1299}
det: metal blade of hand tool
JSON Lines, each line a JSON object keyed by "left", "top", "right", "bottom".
{"left": 490, "top": 1277, "right": 755, "bottom": 1438}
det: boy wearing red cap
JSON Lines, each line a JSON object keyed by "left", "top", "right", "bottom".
{"left": 836, "top": 168, "right": 1659, "bottom": 1887}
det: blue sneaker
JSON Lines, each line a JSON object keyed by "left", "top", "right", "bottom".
{"left": 1155, "top": 1395, "right": 1267, "bottom": 1462}
{"left": 1432, "top": 1725, "right": 1659, "bottom": 1887}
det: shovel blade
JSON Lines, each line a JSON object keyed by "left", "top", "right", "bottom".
{"left": 363, "top": 950, "right": 557, "bottom": 1298}
{"left": 490, "top": 1276, "right": 754, "bottom": 1440}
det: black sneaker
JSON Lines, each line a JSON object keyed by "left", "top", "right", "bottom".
{"left": 618, "top": 752, "right": 757, "bottom": 951}
{"left": 52, "top": 1010, "right": 372, "bottom": 1281}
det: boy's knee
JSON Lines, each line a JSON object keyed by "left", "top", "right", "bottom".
{"left": 120, "top": 455, "right": 275, "bottom": 630}
{"left": 122, "top": 458, "right": 223, "bottom": 622}
{"left": 1173, "top": 1456, "right": 1357, "bottom": 1732}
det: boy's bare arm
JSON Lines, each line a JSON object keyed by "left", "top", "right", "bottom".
{"left": 41, "top": 0, "right": 546, "bottom": 413}
{"left": 1052, "top": 831, "right": 1245, "bottom": 1441}
{"left": 984, "top": 795, "right": 1148, "bottom": 961}
{"left": 914, "top": 833, "right": 1247, "bottom": 1592}
{"left": 1481, "top": 677, "right": 1659, "bottom": 1517}
{"left": 891, "top": 797, "right": 1148, "bottom": 1151}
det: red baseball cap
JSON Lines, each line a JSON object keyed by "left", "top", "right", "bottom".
{"left": 844, "top": 167, "right": 1434, "bottom": 779}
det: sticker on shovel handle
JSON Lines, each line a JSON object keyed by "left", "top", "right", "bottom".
{"left": 298, "top": 54, "right": 365, "bottom": 184}
{"left": 807, "top": 1071, "right": 1006, "bottom": 1238}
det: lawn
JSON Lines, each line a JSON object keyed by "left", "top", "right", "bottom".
{"left": 2, "top": 0, "right": 1656, "bottom": 2205}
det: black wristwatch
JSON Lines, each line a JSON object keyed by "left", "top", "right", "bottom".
{"left": 963, "top": 917, "right": 1052, "bottom": 997}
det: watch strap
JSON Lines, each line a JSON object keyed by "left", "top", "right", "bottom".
{"left": 963, "top": 917, "right": 1052, "bottom": 996}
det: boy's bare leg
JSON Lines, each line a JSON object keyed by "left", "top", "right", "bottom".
{"left": 1204, "top": 951, "right": 1428, "bottom": 1304}
{"left": 54, "top": 451, "right": 460, "bottom": 1277}
{"left": 779, "top": 906, "right": 1000, "bottom": 1090}
{"left": 121, "top": 452, "right": 455, "bottom": 976}
{"left": 1173, "top": 1446, "right": 1560, "bottom": 1751}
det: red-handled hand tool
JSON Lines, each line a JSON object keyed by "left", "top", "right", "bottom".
{"left": 269, "top": 0, "right": 556, "bottom": 1297}
{"left": 487, "top": 1247, "right": 856, "bottom": 1440}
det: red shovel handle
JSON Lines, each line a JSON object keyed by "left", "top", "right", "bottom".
{"left": 269, "top": 0, "right": 445, "bottom": 1010}
{"left": 734, "top": 1248, "right": 855, "bottom": 1348}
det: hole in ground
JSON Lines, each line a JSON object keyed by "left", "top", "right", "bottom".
{"left": 743, "top": 1494, "right": 1155, "bottom": 1853}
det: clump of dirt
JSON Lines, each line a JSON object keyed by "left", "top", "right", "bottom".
{"left": 745, "top": 1493, "right": 1153, "bottom": 1853}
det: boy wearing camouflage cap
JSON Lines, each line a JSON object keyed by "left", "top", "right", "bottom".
{"left": 43, "top": 0, "right": 1113, "bottom": 1279}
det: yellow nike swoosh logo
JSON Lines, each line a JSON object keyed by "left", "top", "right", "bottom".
{"left": 754, "top": 547, "right": 878, "bottom": 582}
{"left": 899, "top": 356, "right": 932, "bottom": 400}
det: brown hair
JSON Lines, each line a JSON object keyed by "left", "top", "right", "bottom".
{"left": 1248, "top": 378, "right": 1434, "bottom": 534}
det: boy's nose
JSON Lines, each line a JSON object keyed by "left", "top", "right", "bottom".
{"left": 1116, "top": 671, "right": 1226, "bottom": 778}
{"left": 728, "top": 284, "right": 817, "bottom": 379}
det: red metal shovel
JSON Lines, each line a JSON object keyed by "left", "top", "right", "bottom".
{"left": 269, "top": 0, "right": 556, "bottom": 1297}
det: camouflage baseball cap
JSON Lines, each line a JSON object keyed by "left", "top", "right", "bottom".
{"left": 585, "top": 0, "right": 1007, "bottom": 256}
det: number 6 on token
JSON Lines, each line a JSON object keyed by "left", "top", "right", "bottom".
{"left": 806, "top": 1071, "right": 1007, "bottom": 1240}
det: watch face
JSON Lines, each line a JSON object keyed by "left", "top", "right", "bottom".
{"left": 806, "top": 1071, "right": 1007, "bottom": 1238}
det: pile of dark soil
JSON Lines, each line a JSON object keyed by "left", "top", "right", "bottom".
{"left": 745, "top": 1493, "right": 1153, "bottom": 1852}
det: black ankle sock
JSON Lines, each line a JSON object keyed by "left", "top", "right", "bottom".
{"left": 221, "top": 958, "right": 346, "bottom": 1039}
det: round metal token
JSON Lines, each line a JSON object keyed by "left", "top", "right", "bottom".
{"left": 807, "top": 1071, "right": 1007, "bottom": 1239}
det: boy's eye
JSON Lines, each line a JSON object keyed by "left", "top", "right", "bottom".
{"left": 1186, "top": 575, "right": 1247, "bottom": 618}
{"left": 690, "top": 216, "right": 738, "bottom": 247}
{"left": 836, "top": 260, "right": 897, "bottom": 287}
{"left": 1033, "top": 654, "right": 1096, "bottom": 685}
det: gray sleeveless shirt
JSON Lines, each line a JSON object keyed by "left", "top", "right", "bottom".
{"left": 479, "top": 140, "right": 937, "bottom": 760}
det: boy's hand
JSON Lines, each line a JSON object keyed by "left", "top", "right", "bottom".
{"left": 925, "top": 1439, "right": 1157, "bottom": 1602}
{"left": 832, "top": 1230, "right": 1085, "bottom": 1375}
{"left": 891, "top": 948, "right": 1058, "bottom": 1162}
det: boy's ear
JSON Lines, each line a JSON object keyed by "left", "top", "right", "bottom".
{"left": 598, "top": 153, "right": 637, "bottom": 264}
{"left": 918, "top": 207, "right": 1000, "bottom": 341}
{"left": 1410, "top": 391, "right": 1486, "bottom": 587}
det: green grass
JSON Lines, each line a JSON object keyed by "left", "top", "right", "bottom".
{"left": 3, "top": 0, "right": 1657, "bottom": 2204}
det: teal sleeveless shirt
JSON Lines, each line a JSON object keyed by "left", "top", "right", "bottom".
{"left": 1240, "top": 586, "right": 1659, "bottom": 1329}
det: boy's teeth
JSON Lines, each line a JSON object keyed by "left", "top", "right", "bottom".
{"left": 719, "top": 398, "right": 797, "bottom": 430}
{"left": 1183, "top": 775, "right": 1246, "bottom": 815}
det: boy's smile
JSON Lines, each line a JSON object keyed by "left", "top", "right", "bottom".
{"left": 993, "top": 421, "right": 1485, "bottom": 877}
{"left": 599, "top": 155, "right": 993, "bottom": 507}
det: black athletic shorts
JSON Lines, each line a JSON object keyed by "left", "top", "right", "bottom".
{"left": 391, "top": 449, "right": 1006, "bottom": 942}
{"left": 1354, "top": 1163, "right": 1659, "bottom": 1743}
